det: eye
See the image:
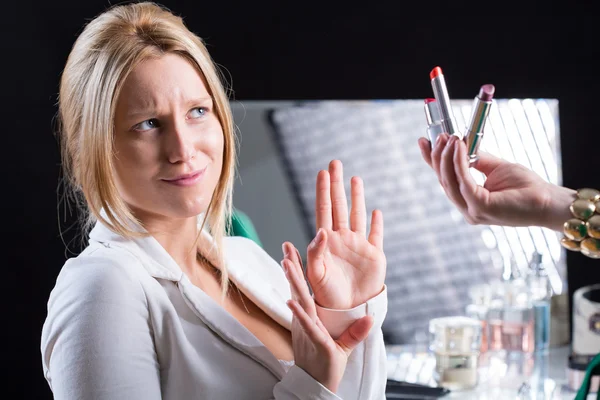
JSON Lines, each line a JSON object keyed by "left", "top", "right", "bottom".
{"left": 189, "top": 107, "right": 207, "bottom": 119}
{"left": 133, "top": 118, "right": 160, "bottom": 132}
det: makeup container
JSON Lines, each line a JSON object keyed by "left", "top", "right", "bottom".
{"left": 463, "top": 84, "right": 495, "bottom": 164}
{"left": 573, "top": 283, "right": 600, "bottom": 356}
{"left": 465, "top": 283, "right": 492, "bottom": 353}
{"left": 429, "top": 66, "right": 460, "bottom": 137}
{"left": 487, "top": 305, "right": 535, "bottom": 353}
{"left": 487, "top": 259, "right": 535, "bottom": 353}
{"left": 567, "top": 353, "right": 600, "bottom": 393}
{"left": 428, "top": 316, "right": 483, "bottom": 390}
{"left": 423, "top": 98, "right": 445, "bottom": 148}
{"left": 525, "top": 252, "right": 552, "bottom": 352}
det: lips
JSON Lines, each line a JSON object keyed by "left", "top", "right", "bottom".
{"left": 161, "top": 167, "right": 207, "bottom": 187}
{"left": 164, "top": 170, "right": 203, "bottom": 182}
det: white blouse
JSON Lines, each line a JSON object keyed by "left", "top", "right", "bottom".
{"left": 41, "top": 217, "right": 388, "bottom": 399}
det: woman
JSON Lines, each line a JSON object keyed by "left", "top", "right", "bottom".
{"left": 418, "top": 133, "right": 599, "bottom": 258}
{"left": 41, "top": 3, "right": 388, "bottom": 399}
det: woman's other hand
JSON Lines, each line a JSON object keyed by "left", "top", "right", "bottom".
{"left": 281, "top": 249, "right": 373, "bottom": 393}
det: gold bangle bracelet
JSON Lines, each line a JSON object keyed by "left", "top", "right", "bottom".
{"left": 560, "top": 188, "right": 600, "bottom": 259}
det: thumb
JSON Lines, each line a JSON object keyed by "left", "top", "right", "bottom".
{"left": 471, "top": 150, "right": 508, "bottom": 177}
{"left": 336, "top": 315, "right": 374, "bottom": 356}
{"left": 307, "top": 228, "right": 327, "bottom": 282}
{"left": 417, "top": 137, "right": 433, "bottom": 168}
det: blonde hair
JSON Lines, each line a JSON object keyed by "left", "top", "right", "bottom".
{"left": 57, "top": 1, "right": 237, "bottom": 297}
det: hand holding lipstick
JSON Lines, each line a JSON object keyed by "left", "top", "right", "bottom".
{"left": 422, "top": 65, "right": 579, "bottom": 233}
{"left": 417, "top": 135, "right": 576, "bottom": 232}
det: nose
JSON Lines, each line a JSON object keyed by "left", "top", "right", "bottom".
{"left": 165, "top": 121, "right": 196, "bottom": 164}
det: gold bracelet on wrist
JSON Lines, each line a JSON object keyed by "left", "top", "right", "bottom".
{"left": 560, "top": 188, "right": 600, "bottom": 259}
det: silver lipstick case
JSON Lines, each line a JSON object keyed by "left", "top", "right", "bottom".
{"left": 463, "top": 97, "right": 493, "bottom": 164}
{"left": 424, "top": 100, "right": 446, "bottom": 149}
{"left": 431, "top": 75, "right": 460, "bottom": 137}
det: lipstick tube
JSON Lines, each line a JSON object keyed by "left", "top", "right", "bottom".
{"left": 464, "top": 84, "right": 495, "bottom": 164}
{"left": 424, "top": 98, "right": 446, "bottom": 148}
{"left": 430, "top": 66, "right": 460, "bottom": 138}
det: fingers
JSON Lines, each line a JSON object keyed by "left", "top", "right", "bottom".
{"left": 431, "top": 133, "right": 449, "bottom": 178}
{"left": 283, "top": 256, "right": 317, "bottom": 320}
{"left": 418, "top": 137, "right": 433, "bottom": 168}
{"left": 440, "top": 136, "right": 468, "bottom": 210}
{"left": 283, "top": 241, "right": 312, "bottom": 295}
{"left": 454, "top": 139, "right": 488, "bottom": 208}
{"left": 470, "top": 149, "right": 506, "bottom": 177}
{"left": 424, "top": 135, "right": 504, "bottom": 224}
{"left": 281, "top": 259, "right": 299, "bottom": 303}
{"left": 283, "top": 242, "right": 304, "bottom": 273}
{"left": 315, "top": 170, "right": 333, "bottom": 230}
{"left": 286, "top": 299, "right": 329, "bottom": 348}
{"left": 367, "top": 209, "right": 384, "bottom": 250}
{"left": 335, "top": 315, "right": 374, "bottom": 356}
{"left": 306, "top": 229, "right": 327, "bottom": 286}
{"left": 350, "top": 176, "right": 367, "bottom": 236}
{"left": 329, "top": 160, "right": 349, "bottom": 230}
{"left": 318, "top": 160, "right": 372, "bottom": 235}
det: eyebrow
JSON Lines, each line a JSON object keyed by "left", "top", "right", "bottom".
{"left": 125, "top": 96, "right": 214, "bottom": 118}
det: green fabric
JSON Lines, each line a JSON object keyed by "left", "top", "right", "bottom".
{"left": 575, "top": 352, "right": 600, "bottom": 400}
{"left": 230, "top": 209, "right": 263, "bottom": 248}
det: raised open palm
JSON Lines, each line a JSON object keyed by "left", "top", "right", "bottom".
{"left": 301, "top": 160, "right": 386, "bottom": 310}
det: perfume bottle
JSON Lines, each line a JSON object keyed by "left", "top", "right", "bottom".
{"left": 526, "top": 251, "right": 552, "bottom": 352}
{"left": 487, "top": 258, "right": 535, "bottom": 353}
{"left": 487, "top": 305, "right": 535, "bottom": 353}
{"left": 465, "top": 283, "right": 492, "bottom": 353}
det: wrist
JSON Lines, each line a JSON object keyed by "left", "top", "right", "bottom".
{"left": 316, "top": 285, "right": 385, "bottom": 310}
{"left": 542, "top": 184, "right": 577, "bottom": 232}
{"left": 353, "top": 285, "right": 386, "bottom": 308}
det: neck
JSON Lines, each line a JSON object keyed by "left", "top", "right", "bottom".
{"left": 136, "top": 211, "right": 204, "bottom": 272}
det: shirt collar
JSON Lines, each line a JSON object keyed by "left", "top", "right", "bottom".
{"left": 87, "top": 208, "right": 293, "bottom": 331}
{"left": 88, "top": 208, "right": 197, "bottom": 282}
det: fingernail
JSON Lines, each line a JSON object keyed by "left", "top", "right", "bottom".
{"left": 308, "top": 231, "right": 318, "bottom": 249}
{"left": 314, "top": 229, "right": 324, "bottom": 245}
{"left": 436, "top": 135, "right": 443, "bottom": 145}
{"left": 281, "top": 243, "right": 289, "bottom": 258}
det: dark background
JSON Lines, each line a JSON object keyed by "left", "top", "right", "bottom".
{"left": 5, "top": 1, "right": 600, "bottom": 398}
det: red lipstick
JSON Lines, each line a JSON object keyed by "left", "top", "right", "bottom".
{"left": 429, "top": 66, "right": 460, "bottom": 137}
{"left": 430, "top": 67, "right": 442, "bottom": 80}
{"left": 423, "top": 98, "right": 445, "bottom": 146}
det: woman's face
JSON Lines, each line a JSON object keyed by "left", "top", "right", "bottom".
{"left": 113, "top": 53, "right": 224, "bottom": 222}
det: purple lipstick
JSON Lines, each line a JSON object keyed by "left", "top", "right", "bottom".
{"left": 463, "top": 84, "right": 495, "bottom": 164}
